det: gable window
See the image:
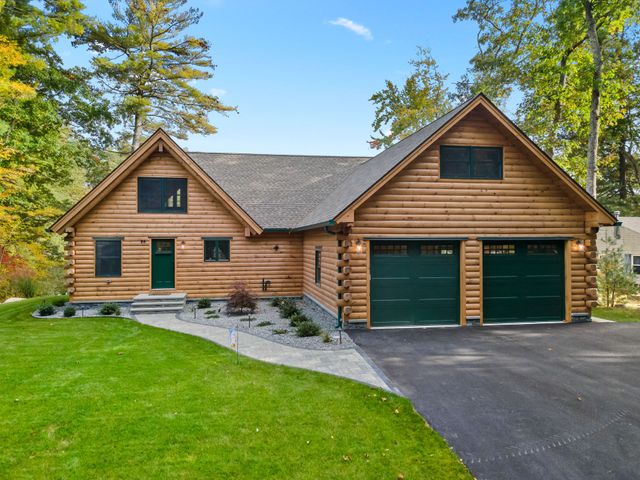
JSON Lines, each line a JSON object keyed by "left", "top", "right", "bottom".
{"left": 315, "top": 247, "right": 322, "bottom": 284}
{"left": 138, "top": 177, "right": 187, "bottom": 213}
{"left": 204, "top": 238, "right": 230, "bottom": 262}
{"left": 95, "top": 238, "right": 121, "bottom": 277}
{"left": 440, "top": 146, "right": 503, "bottom": 179}
{"left": 634, "top": 256, "right": 640, "bottom": 274}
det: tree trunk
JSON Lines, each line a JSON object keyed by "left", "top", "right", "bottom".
{"left": 583, "top": 0, "right": 602, "bottom": 197}
{"left": 132, "top": 112, "right": 142, "bottom": 151}
{"left": 619, "top": 138, "right": 627, "bottom": 200}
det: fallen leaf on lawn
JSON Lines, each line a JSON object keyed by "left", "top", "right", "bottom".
{"left": 306, "top": 440, "right": 310, "bottom": 444}
{"left": 394, "top": 408, "right": 400, "bottom": 415}
{"left": 117, "top": 352, "right": 123, "bottom": 355}
{"left": 342, "top": 454, "right": 352, "bottom": 462}
{"left": 256, "top": 428, "right": 259, "bottom": 432}
{"left": 382, "top": 397, "right": 387, "bottom": 402}
{"left": 398, "top": 474, "right": 405, "bottom": 480}
{"left": 577, "top": 396, "right": 582, "bottom": 401}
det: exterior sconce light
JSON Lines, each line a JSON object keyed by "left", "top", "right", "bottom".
{"left": 355, "top": 239, "right": 363, "bottom": 253}
{"left": 180, "top": 240, "right": 185, "bottom": 249}
{"left": 575, "top": 240, "right": 585, "bottom": 252}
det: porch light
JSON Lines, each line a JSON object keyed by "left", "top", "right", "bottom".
{"left": 355, "top": 239, "right": 363, "bottom": 253}
{"left": 180, "top": 240, "right": 185, "bottom": 249}
{"left": 574, "top": 240, "right": 585, "bottom": 252}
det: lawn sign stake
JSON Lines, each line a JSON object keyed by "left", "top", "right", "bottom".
{"left": 229, "top": 326, "right": 239, "bottom": 364}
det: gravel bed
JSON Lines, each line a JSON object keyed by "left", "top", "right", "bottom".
{"left": 32, "top": 302, "right": 133, "bottom": 319}
{"left": 179, "top": 298, "right": 354, "bottom": 350}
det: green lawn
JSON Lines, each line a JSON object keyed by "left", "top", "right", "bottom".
{"left": 0, "top": 298, "right": 470, "bottom": 479}
{"left": 593, "top": 306, "right": 640, "bottom": 323}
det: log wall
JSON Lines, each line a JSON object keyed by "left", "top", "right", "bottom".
{"left": 71, "top": 152, "right": 303, "bottom": 301}
{"left": 344, "top": 107, "right": 593, "bottom": 324}
{"left": 302, "top": 228, "right": 338, "bottom": 316}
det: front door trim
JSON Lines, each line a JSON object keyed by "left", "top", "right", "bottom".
{"left": 151, "top": 238, "right": 175, "bottom": 290}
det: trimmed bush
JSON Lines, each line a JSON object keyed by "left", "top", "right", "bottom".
{"left": 256, "top": 321, "right": 273, "bottom": 327}
{"left": 289, "top": 312, "right": 311, "bottom": 327}
{"left": 38, "top": 303, "right": 55, "bottom": 316}
{"left": 197, "top": 298, "right": 211, "bottom": 309}
{"left": 226, "top": 282, "right": 257, "bottom": 314}
{"left": 273, "top": 329, "right": 288, "bottom": 335}
{"left": 270, "top": 297, "right": 283, "bottom": 307}
{"left": 52, "top": 297, "right": 67, "bottom": 307}
{"left": 99, "top": 303, "right": 121, "bottom": 316}
{"left": 278, "top": 299, "right": 299, "bottom": 319}
{"left": 63, "top": 306, "right": 76, "bottom": 317}
{"left": 295, "top": 321, "right": 321, "bottom": 337}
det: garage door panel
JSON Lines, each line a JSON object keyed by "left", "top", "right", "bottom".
{"left": 483, "top": 240, "right": 564, "bottom": 323}
{"left": 371, "top": 241, "right": 459, "bottom": 326}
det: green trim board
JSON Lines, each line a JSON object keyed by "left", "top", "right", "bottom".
{"left": 483, "top": 240, "right": 564, "bottom": 323}
{"left": 370, "top": 240, "right": 460, "bottom": 327}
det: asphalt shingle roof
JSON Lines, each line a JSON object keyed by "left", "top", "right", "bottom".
{"left": 188, "top": 96, "right": 475, "bottom": 230}
{"left": 188, "top": 152, "right": 369, "bottom": 229}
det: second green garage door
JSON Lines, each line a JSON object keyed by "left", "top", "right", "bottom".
{"left": 483, "top": 240, "right": 565, "bottom": 323}
{"left": 370, "top": 241, "right": 459, "bottom": 327}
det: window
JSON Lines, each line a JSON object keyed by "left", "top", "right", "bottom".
{"left": 204, "top": 238, "right": 230, "bottom": 262}
{"left": 95, "top": 238, "right": 121, "bottom": 277}
{"left": 527, "top": 243, "right": 560, "bottom": 255}
{"left": 484, "top": 243, "right": 516, "bottom": 255}
{"left": 372, "top": 244, "right": 408, "bottom": 256}
{"left": 138, "top": 177, "right": 187, "bottom": 213}
{"left": 440, "top": 146, "right": 503, "bottom": 179}
{"left": 634, "top": 256, "right": 640, "bottom": 274}
{"left": 421, "top": 244, "right": 454, "bottom": 255}
{"left": 315, "top": 248, "right": 322, "bottom": 284}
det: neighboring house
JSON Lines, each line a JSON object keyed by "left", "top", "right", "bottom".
{"left": 598, "top": 216, "right": 640, "bottom": 285}
{"left": 52, "top": 94, "right": 615, "bottom": 327}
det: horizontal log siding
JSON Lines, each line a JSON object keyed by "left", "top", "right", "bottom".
{"left": 348, "top": 109, "right": 591, "bottom": 323}
{"left": 302, "top": 229, "right": 338, "bottom": 315}
{"left": 71, "top": 152, "right": 303, "bottom": 301}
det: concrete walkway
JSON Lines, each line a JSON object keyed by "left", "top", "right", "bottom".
{"left": 135, "top": 313, "right": 392, "bottom": 391}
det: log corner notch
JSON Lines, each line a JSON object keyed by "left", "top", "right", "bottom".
{"left": 335, "top": 225, "right": 352, "bottom": 324}
{"left": 63, "top": 227, "right": 75, "bottom": 295}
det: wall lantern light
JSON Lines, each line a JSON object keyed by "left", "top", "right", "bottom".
{"left": 180, "top": 240, "right": 185, "bottom": 250}
{"left": 575, "top": 240, "right": 585, "bottom": 252}
{"left": 355, "top": 239, "right": 363, "bottom": 253}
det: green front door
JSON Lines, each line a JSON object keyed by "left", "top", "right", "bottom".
{"left": 483, "top": 240, "right": 564, "bottom": 323}
{"left": 370, "top": 241, "right": 459, "bottom": 327}
{"left": 152, "top": 239, "right": 175, "bottom": 289}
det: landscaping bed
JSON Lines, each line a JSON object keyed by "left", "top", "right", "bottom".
{"left": 179, "top": 297, "right": 355, "bottom": 350}
{"left": 31, "top": 298, "right": 132, "bottom": 319}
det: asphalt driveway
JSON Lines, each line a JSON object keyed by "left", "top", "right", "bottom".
{"left": 350, "top": 323, "right": 640, "bottom": 480}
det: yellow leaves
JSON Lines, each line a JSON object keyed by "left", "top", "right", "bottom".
{"left": 0, "top": 36, "right": 36, "bottom": 101}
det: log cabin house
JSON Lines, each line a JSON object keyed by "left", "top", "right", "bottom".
{"left": 51, "top": 94, "right": 616, "bottom": 327}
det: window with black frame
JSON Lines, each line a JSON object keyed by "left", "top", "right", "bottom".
{"left": 95, "top": 238, "right": 121, "bottom": 277}
{"left": 204, "top": 238, "right": 230, "bottom": 262}
{"left": 440, "top": 146, "right": 503, "bottom": 179}
{"left": 138, "top": 177, "right": 187, "bottom": 213}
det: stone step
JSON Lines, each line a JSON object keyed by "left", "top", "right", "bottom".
{"left": 133, "top": 293, "right": 187, "bottom": 302}
{"left": 131, "top": 304, "right": 185, "bottom": 314}
{"left": 131, "top": 292, "right": 187, "bottom": 314}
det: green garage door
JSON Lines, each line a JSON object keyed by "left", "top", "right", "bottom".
{"left": 483, "top": 240, "right": 564, "bottom": 323}
{"left": 370, "top": 241, "right": 459, "bottom": 327}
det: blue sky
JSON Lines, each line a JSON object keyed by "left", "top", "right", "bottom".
{"left": 62, "top": 0, "right": 481, "bottom": 156}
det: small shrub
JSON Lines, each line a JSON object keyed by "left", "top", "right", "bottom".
{"left": 52, "top": 297, "right": 67, "bottom": 307}
{"left": 273, "top": 329, "right": 288, "bottom": 335}
{"left": 278, "top": 299, "right": 299, "bottom": 319}
{"left": 321, "top": 331, "right": 332, "bottom": 343}
{"left": 289, "top": 312, "right": 311, "bottom": 327}
{"left": 226, "top": 282, "right": 257, "bottom": 314}
{"left": 63, "top": 306, "right": 76, "bottom": 317}
{"left": 11, "top": 275, "right": 39, "bottom": 298}
{"left": 38, "top": 303, "right": 55, "bottom": 316}
{"left": 257, "top": 321, "right": 273, "bottom": 327}
{"left": 240, "top": 316, "right": 254, "bottom": 322}
{"left": 197, "top": 298, "right": 211, "bottom": 309}
{"left": 270, "top": 297, "right": 284, "bottom": 307}
{"left": 99, "top": 303, "right": 121, "bottom": 315}
{"left": 205, "top": 310, "right": 219, "bottom": 319}
{"left": 296, "top": 321, "right": 321, "bottom": 337}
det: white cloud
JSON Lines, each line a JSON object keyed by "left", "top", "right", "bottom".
{"left": 329, "top": 17, "right": 372, "bottom": 41}
{"left": 209, "top": 88, "right": 227, "bottom": 97}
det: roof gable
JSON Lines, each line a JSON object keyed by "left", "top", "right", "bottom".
{"left": 50, "top": 130, "right": 263, "bottom": 234}
{"left": 297, "top": 94, "right": 616, "bottom": 229}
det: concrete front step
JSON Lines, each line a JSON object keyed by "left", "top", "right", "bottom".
{"left": 131, "top": 292, "right": 187, "bottom": 314}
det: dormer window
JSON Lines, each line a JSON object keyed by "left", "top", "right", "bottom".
{"left": 138, "top": 177, "right": 187, "bottom": 213}
{"left": 440, "top": 146, "right": 503, "bottom": 180}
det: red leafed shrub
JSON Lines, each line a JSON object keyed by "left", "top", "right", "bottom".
{"left": 226, "top": 282, "right": 257, "bottom": 314}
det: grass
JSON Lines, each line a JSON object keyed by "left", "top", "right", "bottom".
{"left": 593, "top": 306, "right": 640, "bottom": 322}
{"left": 0, "top": 298, "right": 470, "bottom": 479}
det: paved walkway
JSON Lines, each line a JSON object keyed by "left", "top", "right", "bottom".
{"left": 135, "top": 314, "right": 392, "bottom": 391}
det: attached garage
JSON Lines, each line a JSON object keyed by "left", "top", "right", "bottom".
{"left": 370, "top": 240, "right": 459, "bottom": 327}
{"left": 483, "top": 240, "right": 565, "bottom": 323}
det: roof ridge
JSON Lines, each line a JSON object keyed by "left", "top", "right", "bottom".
{"left": 188, "top": 151, "right": 370, "bottom": 159}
